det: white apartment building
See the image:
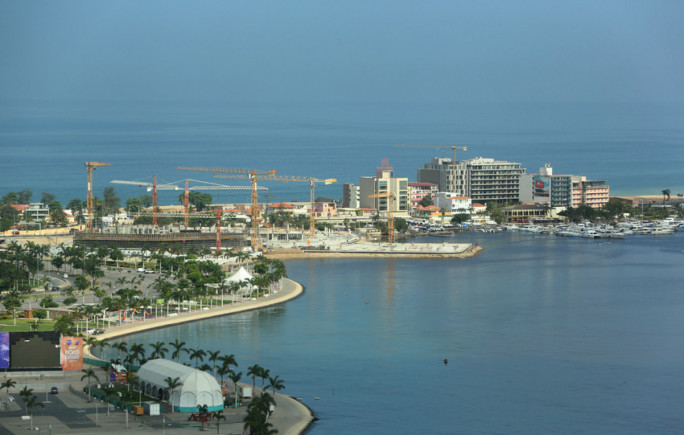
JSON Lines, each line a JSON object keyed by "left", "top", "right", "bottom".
{"left": 418, "top": 157, "right": 526, "bottom": 204}
{"left": 434, "top": 193, "right": 472, "bottom": 214}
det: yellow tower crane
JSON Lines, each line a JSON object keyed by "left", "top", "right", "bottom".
{"left": 177, "top": 167, "right": 277, "bottom": 251}
{"left": 368, "top": 192, "right": 395, "bottom": 245}
{"left": 214, "top": 174, "right": 336, "bottom": 239}
{"left": 85, "top": 161, "right": 110, "bottom": 232}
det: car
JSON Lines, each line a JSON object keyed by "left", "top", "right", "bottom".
{"left": 51, "top": 286, "right": 59, "bottom": 291}
{"left": 50, "top": 387, "right": 59, "bottom": 394}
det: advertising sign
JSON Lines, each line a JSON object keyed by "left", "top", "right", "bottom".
{"left": 532, "top": 175, "right": 551, "bottom": 202}
{"left": 60, "top": 337, "right": 84, "bottom": 371}
{"left": 0, "top": 332, "right": 9, "bottom": 369}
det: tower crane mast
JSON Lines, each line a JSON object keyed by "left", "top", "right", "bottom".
{"left": 111, "top": 177, "right": 256, "bottom": 227}
{"left": 85, "top": 161, "right": 110, "bottom": 232}
{"left": 395, "top": 144, "right": 468, "bottom": 192}
{"left": 177, "top": 167, "right": 277, "bottom": 251}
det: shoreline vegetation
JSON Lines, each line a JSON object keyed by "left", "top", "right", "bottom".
{"left": 89, "top": 276, "right": 316, "bottom": 434}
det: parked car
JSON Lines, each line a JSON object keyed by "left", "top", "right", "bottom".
{"left": 50, "top": 387, "right": 59, "bottom": 394}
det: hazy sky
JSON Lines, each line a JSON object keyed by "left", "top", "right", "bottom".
{"left": 2, "top": 1, "right": 683, "bottom": 104}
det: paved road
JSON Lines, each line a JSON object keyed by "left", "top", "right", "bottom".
{"left": 0, "top": 371, "right": 313, "bottom": 434}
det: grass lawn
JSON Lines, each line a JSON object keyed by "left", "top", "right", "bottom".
{"left": 0, "top": 318, "right": 56, "bottom": 332}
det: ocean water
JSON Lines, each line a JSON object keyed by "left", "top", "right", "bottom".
{"left": 3, "top": 101, "right": 684, "bottom": 433}
{"left": 1, "top": 101, "right": 684, "bottom": 205}
{"left": 112, "top": 231, "right": 684, "bottom": 434}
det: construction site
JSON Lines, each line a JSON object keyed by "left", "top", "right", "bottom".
{"left": 74, "top": 163, "right": 337, "bottom": 253}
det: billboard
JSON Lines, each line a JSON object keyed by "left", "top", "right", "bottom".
{"left": 532, "top": 175, "right": 551, "bottom": 202}
{"left": 10, "top": 331, "right": 61, "bottom": 369}
{"left": 0, "top": 332, "right": 9, "bottom": 369}
{"left": 60, "top": 337, "right": 84, "bottom": 371}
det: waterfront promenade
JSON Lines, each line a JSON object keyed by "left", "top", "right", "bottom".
{"left": 0, "top": 278, "right": 314, "bottom": 434}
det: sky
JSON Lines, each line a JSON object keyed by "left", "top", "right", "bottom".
{"left": 1, "top": 0, "right": 683, "bottom": 105}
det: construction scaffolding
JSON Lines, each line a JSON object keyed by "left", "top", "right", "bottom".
{"left": 74, "top": 230, "right": 247, "bottom": 252}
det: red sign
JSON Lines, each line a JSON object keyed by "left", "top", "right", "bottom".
{"left": 60, "top": 337, "right": 83, "bottom": 371}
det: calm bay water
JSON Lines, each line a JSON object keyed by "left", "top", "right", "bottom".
{"left": 3, "top": 101, "right": 684, "bottom": 432}
{"left": 114, "top": 231, "right": 684, "bottom": 434}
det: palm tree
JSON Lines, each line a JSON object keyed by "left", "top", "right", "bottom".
{"left": 197, "top": 404, "right": 209, "bottom": 431}
{"left": 83, "top": 335, "right": 99, "bottom": 354}
{"left": 247, "top": 364, "right": 262, "bottom": 393}
{"left": 189, "top": 348, "right": 206, "bottom": 368}
{"left": 267, "top": 375, "right": 285, "bottom": 404}
{"left": 111, "top": 341, "right": 128, "bottom": 361}
{"left": 662, "top": 189, "right": 671, "bottom": 203}
{"left": 19, "top": 386, "right": 33, "bottom": 412}
{"left": 207, "top": 350, "right": 221, "bottom": 378}
{"left": 129, "top": 342, "right": 146, "bottom": 367}
{"left": 219, "top": 354, "right": 238, "bottom": 374}
{"left": 228, "top": 370, "right": 242, "bottom": 408}
{"left": 81, "top": 367, "right": 99, "bottom": 401}
{"left": 23, "top": 394, "right": 44, "bottom": 430}
{"left": 164, "top": 376, "right": 183, "bottom": 413}
{"left": 149, "top": 341, "right": 168, "bottom": 359}
{"left": 101, "top": 384, "right": 115, "bottom": 416}
{"left": 243, "top": 392, "right": 277, "bottom": 434}
{"left": 170, "top": 338, "right": 187, "bottom": 363}
{"left": 216, "top": 364, "right": 230, "bottom": 391}
{"left": 213, "top": 410, "right": 226, "bottom": 434}
{"left": 259, "top": 368, "right": 270, "bottom": 391}
{"left": 1, "top": 379, "right": 16, "bottom": 400}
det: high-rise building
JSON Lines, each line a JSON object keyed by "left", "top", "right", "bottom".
{"left": 342, "top": 183, "right": 360, "bottom": 209}
{"left": 359, "top": 161, "right": 409, "bottom": 217}
{"left": 418, "top": 156, "right": 526, "bottom": 204}
{"left": 523, "top": 164, "right": 609, "bottom": 209}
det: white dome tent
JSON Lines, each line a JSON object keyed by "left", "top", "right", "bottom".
{"left": 223, "top": 266, "right": 254, "bottom": 299}
{"left": 136, "top": 359, "right": 223, "bottom": 413}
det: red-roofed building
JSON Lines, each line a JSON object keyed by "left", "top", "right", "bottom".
{"left": 408, "top": 182, "right": 438, "bottom": 210}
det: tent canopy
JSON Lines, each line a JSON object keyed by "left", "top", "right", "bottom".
{"left": 136, "top": 359, "right": 223, "bottom": 412}
{"left": 224, "top": 266, "right": 252, "bottom": 284}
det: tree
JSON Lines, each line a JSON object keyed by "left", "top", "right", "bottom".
{"left": 150, "top": 341, "right": 168, "bottom": 359}
{"left": 17, "top": 189, "right": 33, "bottom": 204}
{"left": 179, "top": 191, "right": 213, "bottom": 212}
{"left": 189, "top": 348, "right": 206, "bottom": 368}
{"left": 208, "top": 350, "right": 221, "bottom": 378}
{"left": 243, "top": 393, "right": 277, "bottom": 435}
{"left": 66, "top": 198, "right": 84, "bottom": 212}
{"left": 267, "top": 375, "right": 285, "bottom": 404}
{"left": 662, "top": 189, "right": 671, "bottom": 203}
{"left": 197, "top": 404, "right": 210, "bottom": 431}
{"left": 213, "top": 410, "right": 226, "bottom": 434}
{"left": 103, "top": 186, "right": 121, "bottom": 215}
{"left": 2, "top": 295, "right": 21, "bottom": 326}
{"left": 53, "top": 314, "right": 76, "bottom": 336}
{"left": 1, "top": 378, "right": 16, "bottom": 400}
{"left": 111, "top": 341, "right": 129, "bottom": 361}
{"left": 23, "top": 394, "right": 44, "bottom": 430}
{"left": 229, "top": 370, "right": 242, "bottom": 409}
{"left": 247, "top": 364, "right": 262, "bottom": 393}
{"left": 101, "top": 384, "right": 115, "bottom": 416}
{"left": 0, "top": 204, "right": 19, "bottom": 232}
{"left": 129, "top": 342, "right": 146, "bottom": 366}
{"left": 451, "top": 213, "right": 470, "bottom": 225}
{"left": 81, "top": 368, "right": 99, "bottom": 401}
{"left": 419, "top": 194, "right": 433, "bottom": 207}
{"left": 170, "top": 338, "right": 188, "bottom": 363}
{"left": 41, "top": 192, "right": 56, "bottom": 204}
{"left": 164, "top": 376, "right": 183, "bottom": 413}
